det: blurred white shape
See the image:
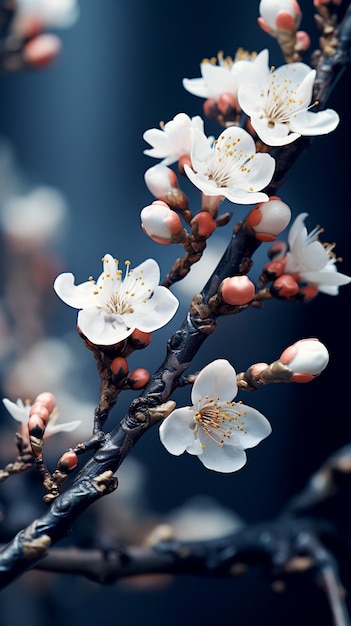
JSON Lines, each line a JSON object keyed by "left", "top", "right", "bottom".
{"left": 15, "top": 0, "right": 79, "bottom": 28}
{"left": 0, "top": 186, "right": 68, "bottom": 245}
{"left": 166, "top": 495, "right": 243, "bottom": 540}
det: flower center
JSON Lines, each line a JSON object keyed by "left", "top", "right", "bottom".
{"left": 90, "top": 258, "right": 151, "bottom": 315}
{"left": 209, "top": 134, "right": 254, "bottom": 188}
{"left": 260, "top": 67, "right": 315, "bottom": 127}
{"left": 194, "top": 400, "right": 247, "bottom": 447}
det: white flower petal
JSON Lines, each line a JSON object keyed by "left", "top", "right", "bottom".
{"left": 122, "top": 285, "right": 179, "bottom": 332}
{"left": 77, "top": 308, "right": 133, "bottom": 345}
{"left": 290, "top": 109, "right": 340, "bottom": 136}
{"left": 234, "top": 405, "right": 272, "bottom": 448}
{"left": 2, "top": 398, "right": 29, "bottom": 424}
{"left": 191, "top": 359, "right": 238, "bottom": 406}
{"left": 54, "top": 273, "right": 97, "bottom": 310}
{"left": 301, "top": 269, "right": 351, "bottom": 287}
{"left": 46, "top": 420, "right": 81, "bottom": 435}
{"left": 197, "top": 433, "right": 247, "bottom": 473}
{"left": 159, "top": 407, "right": 198, "bottom": 455}
{"left": 182, "top": 77, "right": 210, "bottom": 98}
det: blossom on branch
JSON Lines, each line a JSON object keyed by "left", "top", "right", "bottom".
{"left": 53, "top": 254, "right": 179, "bottom": 346}
{"left": 140, "top": 201, "right": 184, "bottom": 245}
{"left": 143, "top": 113, "right": 211, "bottom": 167}
{"left": 285, "top": 213, "right": 351, "bottom": 295}
{"left": 2, "top": 395, "right": 81, "bottom": 440}
{"left": 238, "top": 53, "right": 339, "bottom": 146}
{"left": 159, "top": 360, "right": 271, "bottom": 473}
{"left": 184, "top": 126, "right": 275, "bottom": 204}
{"left": 182, "top": 49, "right": 268, "bottom": 107}
{"left": 280, "top": 338, "right": 329, "bottom": 382}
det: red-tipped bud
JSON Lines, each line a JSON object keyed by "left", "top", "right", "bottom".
{"left": 129, "top": 329, "right": 152, "bottom": 349}
{"left": 29, "top": 402, "right": 50, "bottom": 425}
{"left": 191, "top": 211, "right": 216, "bottom": 238}
{"left": 247, "top": 198, "right": 291, "bottom": 242}
{"left": 217, "top": 92, "right": 239, "bottom": 116}
{"left": 280, "top": 338, "right": 329, "bottom": 380}
{"left": 203, "top": 98, "right": 220, "bottom": 120}
{"left": 23, "top": 34, "right": 61, "bottom": 69}
{"left": 221, "top": 276, "right": 255, "bottom": 306}
{"left": 141, "top": 202, "right": 183, "bottom": 244}
{"left": 258, "top": 0, "right": 301, "bottom": 35}
{"left": 299, "top": 285, "right": 319, "bottom": 301}
{"left": 271, "top": 274, "right": 299, "bottom": 298}
{"left": 28, "top": 414, "right": 46, "bottom": 439}
{"left": 295, "top": 31, "right": 311, "bottom": 52}
{"left": 127, "top": 368, "right": 151, "bottom": 390}
{"left": 276, "top": 10, "right": 295, "bottom": 30}
{"left": 33, "top": 392, "right": 56, "bottom": 417}
{"left": 58, "top": 450, "right": 78, "bottom": 472}
{"left": 263, "top": 259, "right": 287, "bottom": 280}
{"left": 144, "top": 165, "right": 178, "bottom": 200}
{"left": 111, "top": 356, "right": 129, "bottom": 378}
{"left": 268, "top": 240, "right": 287, "bottom": 261}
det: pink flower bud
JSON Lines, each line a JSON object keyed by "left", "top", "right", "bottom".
{"left": 295, "top": 31, "right": 311, "bottom": 52}
{"left": 141, "top": 202, "right": 183, "bottom": 244}
{"left": 258, "top": 0, "right": 301, "bottom": 34}
{"left": 127, "top": 368, "right": 151, "bottom": 390}
{"left": 221, "top": 276, "right": 255, "bottom": 306}
{"left": 280, "top": 338, "right": 329, "bottom": 381}
{"left": 23, "top": 34, "right": 61, "bottom": 68}
{"left": 190, "top": 211, "right": 216, "bottom": 238}
{"left": 144, "top": 165, "right": 178, "bottom": 200}
{"left": 272, "top": 274, "right": 299, "bottom": 298}
{"left": 247, "top": 197, "right": 291, "bottom": 241}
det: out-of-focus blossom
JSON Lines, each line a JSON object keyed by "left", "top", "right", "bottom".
{"left": 183, "top": 49, "right": 268, "bottom": 105}
{"left": 0, "top": 186, "right": 67, "bottom": 245}
{"left": 14, "top": 0, "right": 79, "bottom": 29}
{"left": 159, "top": 359, "right": 271, "bottom": 473}
{"left": 280, "top": 338, "right": 329, "bottom": 381}
{"left": 54, "top": 254, "right": 179, "bottom": 346}
{"left": 140, "top": 201, "right": 183, "bottom": 244}
{"left": 2, "top": 396, "right": 81, "bottom": 439}
{"left": 247, "top": 197, "right": 291, "bottom": 241}
{"left": 285, "top": 213, "right": 351, "bottom": 295}
{"left": 165, "top": 495, "right": 243, "bottom": 540}
{"left": 238, "top": 58, "right": 339, "bottom": 146}
{"left": 258, "top": 0, "right": 301, "bottom": 35}
{"left": 184, "top": 126, "right": 275, "bottom": 204}
{"left": 143, "top": 113, "right": 211, "bottom": 166}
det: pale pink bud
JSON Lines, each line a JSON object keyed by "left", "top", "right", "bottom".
{"left": 258, "top": 0, "right": 301, "bottom": 34}
{"left": 247, "top": 197, "right": 291, "bottom": 242}
{"left": 271, "top": 274, "right": 299, "bottom": 298}
{"left": 141, "top": 202, "right": 182, "bottom": 244}
{"left": 280, "top": 338, "right": 329, "bottom": 381}
{"left": 23, "top": 34, "right": 61, "bottom": 68}
{"left": 221, "top": 276, "right": 255, "bottom": 306}
{"left": 144, "top": 165, "right": 178, "bottom": 200}
{"left": 295, "top": 31, "right": 311, "bottom": 52}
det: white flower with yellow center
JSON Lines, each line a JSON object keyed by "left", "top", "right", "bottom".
{"left": 54, "top": 254, "right": 179, "bottom": 346}
{"left": 238, "top": 59, "right": 339, "bottom": 146}
{"left": 143, "top": 113, "right": 211, "bottom": 166}
{"left": 285, "top": 213, "right": 351, "bottom": 295}
{"left": 184, "top": 126, "right": 275, "bottom": 204}
{"left": 159, "top": 360, "right": 271, "bottom": 473}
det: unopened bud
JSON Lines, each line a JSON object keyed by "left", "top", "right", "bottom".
{"left": 258, "top": 0, "right": 301, "bottom": 35}
{"left": 221, "top": 276, "right": 255, "bottom": 306}
{"left": 144, "top": 164, "right": 178, "bottom": 200}
{"left": 58, "top": 450, "right": 78, "bottom": 472}
{"left": 295, "top": 31, "right": 311, "bottom": 52}
{"left": 141, "top": 201, "right": 183, "bottom": 244}
{"left": 23, "top": 34, "right": 61, "bottom": 68}
{"left": 111, "top": 356, "right": 129, "bottom": 379}
{"left": 127, "top": 368, "right": 151, "bottom": 390}
{"left": 129, "top": 329, "right": 152, "bottom": 349}
{"left": 271, "top": 274, "right": 299, "bottom": 298}
{"left": 190, "top": 211, "right": 216, "bottom": 238}
{"left": 280, "top": 338, "right": 329, "bottom": 382}
{"left": 247, "top": 197, "right": 291, "bottom": 242}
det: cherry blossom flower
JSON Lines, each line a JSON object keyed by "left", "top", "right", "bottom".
{"left": 2, "top": 397, "right": 81, "bottom": 439}
{"left": 285, "top": 213, "right": 351, "bottom": 295}
{"left": 143, "top": 113, "right": 211, "bottom": 166}
{"left": 159, "top": 359, "right": 271, "bottom": 473}
{"left": 280, "top": 339, "right": 329, "bottom": 381}
{"left": 238, "top": 58, "right": 339, "bottom": 146}
{"left": 54, "top": 254, "right": 179, "bottom": 346}
{"left": 182, "top": 49, "right": 268, "bottom": 105}
{"left": 183, "top": 126, "right": 275, "bottom": 205}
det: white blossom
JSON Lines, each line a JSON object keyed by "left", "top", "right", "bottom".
{"left": 54, "top": 254, "right": 179, "bottom": 346}
{"left": 182, "top": 49, "right": 268, "bottom": 102}
{"left": 238, "top": 57, "right": 339, "bottom": 146}
{"left": 143, "top": 113, "right": 211, "bottom": 166}
{"left": 2, "top": 398, "right": 81, "bottom": 437}
{"left": 159, "top": 360, "right": 271, "bottom": 473}
{"left": 285, "top": 213, "right": 351, "bottom": 295}
{"left": 184, "top": 126, "right": 275, "bottom": 205}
